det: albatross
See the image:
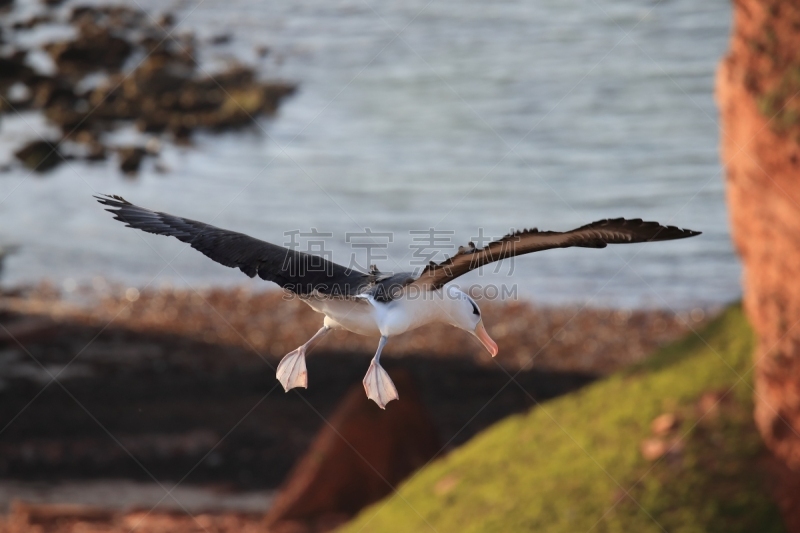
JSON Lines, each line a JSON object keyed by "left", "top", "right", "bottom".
{"left": 96, "top": 195, "right": 700, "bottom": 408}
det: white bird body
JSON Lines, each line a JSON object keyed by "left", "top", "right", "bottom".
{"left": 306, "top": 295, "right": 381, "bottom": 336}
{"left": 297, "top": 287, "right": 494, "bottom": 407}
{"left": 306, "top": 288, "right": 461, "bottom": 338}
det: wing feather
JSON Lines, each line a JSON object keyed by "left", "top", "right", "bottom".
{"left": 412, "top": 218, "right": 700, "bottom": 290}
{"left": 95, "top": 195, "right": 369, "bottom": 296}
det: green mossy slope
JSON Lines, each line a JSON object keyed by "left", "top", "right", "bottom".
{"left": 343, "top": 305, "right": 784, "bottom": 533}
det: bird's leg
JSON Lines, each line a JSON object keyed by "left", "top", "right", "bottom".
{"left": 276, "top": 326, "right": 330, "bottom": 392}
{"left": 362, "top": 336, "right": 398, "bottom": 409}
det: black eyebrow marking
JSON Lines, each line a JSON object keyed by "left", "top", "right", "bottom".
{"left": 469, "top": 299, "right": 480, "bottom": 316}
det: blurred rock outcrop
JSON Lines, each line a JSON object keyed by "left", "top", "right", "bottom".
{"left": 717, "top": 0, "right": 800, "bottom": 468}
{"left": 13, "top": 140, "right": 61, "bottom": 172}
{"left": 0, "top": 3, "right": 296, "bottom": 174}
{"left": 265, "top": 371, "right": 440, "bottom": 533}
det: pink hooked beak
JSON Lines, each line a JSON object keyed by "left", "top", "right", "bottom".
{"left": 473, "top": 320, "right": 499, "bottom": 357}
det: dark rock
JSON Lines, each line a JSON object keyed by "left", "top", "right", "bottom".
{"left": 69, "top": 5, "right": 97, "bottom": 22}
{"left": 156, "top": 12, "right": 174, "bottom": 28}
{"left": 29, "top": 75, "right": 75, "bottom": 109}
{"left": 170, "top": 124, "right": 192, "bottom": 144}
{"left": 12, "top": 14, "right": 53, "bottom": 30}
{"left": 212, "top": 65, "right": 256, "bottom": 87}
{"left": 135, "top": 116, "right": 167, "bottom": 134}
{"left": 137, "top": 35, "right": 194, "bottom": 67}
{"left": 210, "top": 33, "right": 232, "bottom": 45}
{"left": 46, "top": 27, "right": 132, "bottom": 76}
{"left": 86, "top": 141, "right": 106, "bottom": 161}
{"left": 265, "top": 371, "right": 440, "bottom": 532}
{"left": 14, "top": 140, "right": 62, "bottom": 172}
{"left": 130, "top": 56, "right": 192, "bottom": 97}
{"left": 0, "top": 51, "right": 34, "bottom": 88}
{"left": 43, "top": 93, "right": 93, "bottom": 133}
{"left": 117, "top": 146, "right": 146, "bottom": 175}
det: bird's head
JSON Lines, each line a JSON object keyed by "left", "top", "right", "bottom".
{"left": 442, "top": 287, "right": 498, "bottom": 357}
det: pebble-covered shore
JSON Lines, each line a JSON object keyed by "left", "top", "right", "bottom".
{"left": 6, "top": 282, "right": 713, "bottom": 375}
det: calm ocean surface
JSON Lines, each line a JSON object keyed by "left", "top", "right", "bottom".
{"left": 0, "top": 0, "right": 737, "bottom": 309}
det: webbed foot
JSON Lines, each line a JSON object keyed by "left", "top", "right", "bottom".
{"left": 276, "top": 346, "right": 307, "bottom": 391}
{"left": 362, "top": 360, "right": 399, "bottom": 409}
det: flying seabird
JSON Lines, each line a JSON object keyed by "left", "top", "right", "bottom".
{"left": 96, "top": 195, "right": 700, "bottom": 408}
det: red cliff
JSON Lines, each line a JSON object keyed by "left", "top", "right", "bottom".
{"left": 717, "top": 0, "right": 800, "bottom": 467}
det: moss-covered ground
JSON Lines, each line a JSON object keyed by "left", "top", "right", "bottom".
{"left": 343, "top": 305, "right": 785, "bottom": 533}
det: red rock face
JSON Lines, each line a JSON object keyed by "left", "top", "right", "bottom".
{"left": 264, "top": 371, "right": 441, "bottom": 532}
{"left": 717, "top": 0, "right": 800, "bottom": 468}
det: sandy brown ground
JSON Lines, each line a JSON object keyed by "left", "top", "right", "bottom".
{"left": 0, "top": 284, "right": 712, "bottom": 532}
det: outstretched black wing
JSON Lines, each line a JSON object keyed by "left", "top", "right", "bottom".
{"left": 96, "top": 195, "right": 370, "bottom": 297}
{"left": 411, "top": 218, "right": 700, "bottom": 291}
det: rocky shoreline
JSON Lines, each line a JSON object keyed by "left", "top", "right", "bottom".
{"left": 0, "top": 1, "right": 295, "bottom": 175}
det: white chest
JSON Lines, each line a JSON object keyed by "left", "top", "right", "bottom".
{"left": 303, "top": 293, "right": 446, "bottom": 338}
{"left": 303, "top": 296, "right": 380, "bottom": 336}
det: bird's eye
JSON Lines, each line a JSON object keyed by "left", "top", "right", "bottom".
{"left": 469, "top": 299, "right": 480, "bottom": 316}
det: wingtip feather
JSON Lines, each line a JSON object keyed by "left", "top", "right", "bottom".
{"left": 94, "top": 194, "right": 131, "bottom": 207}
